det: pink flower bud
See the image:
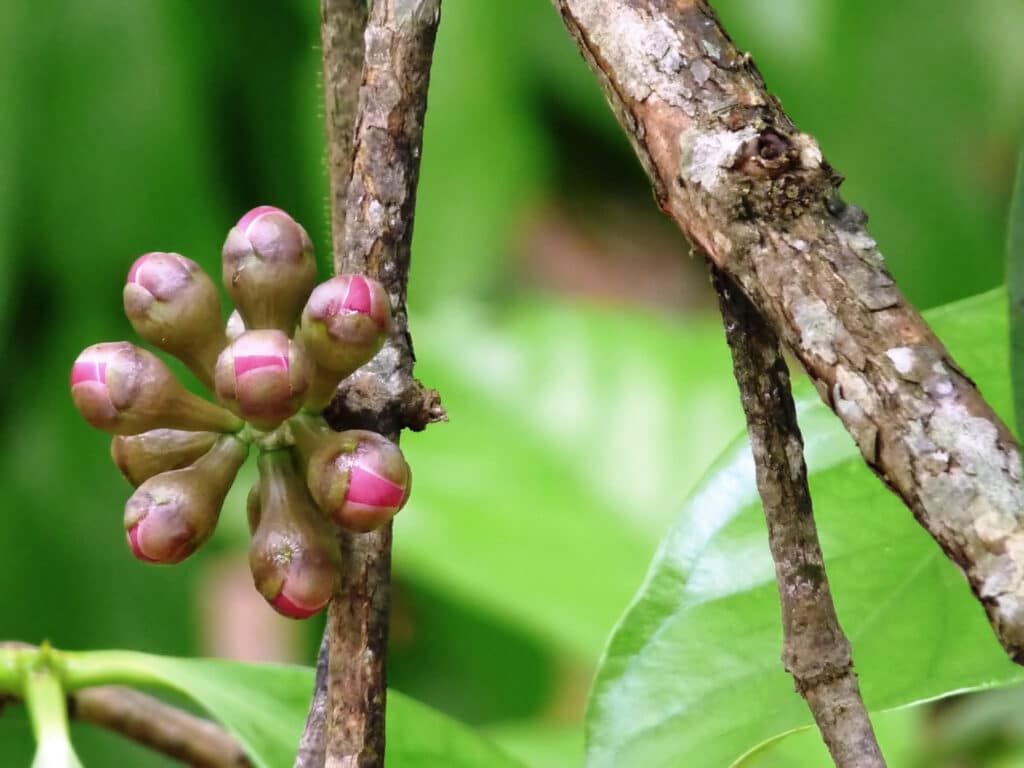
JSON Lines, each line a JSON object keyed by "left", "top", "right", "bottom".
{"left": 111, "top": 429, "right": 219, "bottom": 487}
{"left": 250, "top": 450, "right": 340, "bottom": 619}
{"left": 214, "top": 330, "right": 313, "bottom": 430}
{"left": 71, "top": 342, "right": 243, "bottom": 435}
{"left": 297, "top": 275, "right": 392, "bottom": 410}
{"left": 222, "top": 206, "right": 317, "bottom": 332}
{"left": 124, "top": 435, "right": 248, "bottom": 564}
{"left": 301, "top": 429, "right": 410, "bottom": 532}
{"left": 123, "top": 252, "right": 226, "bottom": 389}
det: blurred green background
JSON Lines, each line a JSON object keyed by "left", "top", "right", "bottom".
{"left": 1, "top": 0, "right": 1023, "bottom": 765}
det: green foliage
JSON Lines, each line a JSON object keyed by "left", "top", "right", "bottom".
{"left": 585, "top": 290, "right": 1023, "bottom": 767}
{"left": 399, "top": 301, "right": 743, "bottom": 659}
{"left": 1008, "top": 147, "right": 1024, "bottom": 437}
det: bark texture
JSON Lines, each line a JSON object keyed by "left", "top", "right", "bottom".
{"left": 551, "top": 0, "right": 1024, "bottom": 660}
{"left": 295, "top": 631, "right": 331, "bottom": 768}
{"left": 297, "top": 6, "right": 368, "bottom": 765}
{"left": 716, "top": 268, "right": 885, "bottom": 768}
{"left": 73, "top": 686, "right": 250, "bottom": 768}
{"left": 310, "top": 1, "right": 443, "bottom": 767}
{"left": 320, "top": 0, "right": 368, "bottom": 258}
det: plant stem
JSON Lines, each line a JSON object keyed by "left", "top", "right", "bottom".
{"left": 3, "top": 646, "right": 250, "bottom": 768}
{"left": 58, "top": 650, "right": 170, "bottom": 692}
{"left": 549, "top": 0, "right": 1024, "bottom": 661}
{"left": 306, "top": 1, "right": 444, "bottom": 767}
{"left": 714, "top": 267, "right": 886, "bottom": 768}
{"left": 24, "top": 661, "right": 83, "bottom": 768}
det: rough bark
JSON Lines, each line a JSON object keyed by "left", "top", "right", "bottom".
{"left": 715, "top": 267, "right": 885, "bottom": 768}
{"left": 309, "top": 1, "right": 443, "bottom": 767}
{"left": 72, "top": 686, "right": 251, "bottom": 768}
{"left": 550, "top": 0, "right": 1024, "bottom": 660}
{"left": 296, "top": 5, "right": 368, "bottom": 766}
{"left": 295, "top": 631, "right": 331, "bottom": 768}
{"left": 320, "top": 0, "right": 368, "bottom": 261}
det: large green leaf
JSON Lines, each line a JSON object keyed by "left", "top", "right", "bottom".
{"left": 1008, "top": 146, "right": 1024, "bottom": 437}
{"left": 398, "top": 300, "right": 744, "bottom": 659}
{"left": 60, "top": 651, "right": 523, "bottom": 768}
{"left": 585, "top": 288, "right": 1024, "bottom": 767}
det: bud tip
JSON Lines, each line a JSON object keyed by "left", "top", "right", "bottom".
{"left": 271, "top": 589, "right": 328, "bottom": 619}
{"left": 236, "top": 205, "right": 285, "bottom": 233}
{"left": 127, "top": 524, "right": 159, "bottom": 563}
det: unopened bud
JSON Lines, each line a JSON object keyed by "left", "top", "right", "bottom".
{"left": 297, "top": 275, "right": 392, "bottom": 410}
{"left": 214, "top": 330, "right": 313, "bottom": 430}
{"left": 71, "top": 342, "right": 243, "bottom": 435}
{"left": 111, "top": 429, "right": 219, "bottom": 487}
{"left": 250, "top": 450, "right": 340, "bottom": 618}
{"left": 297, "top": 425, "right": 410, "bottom": 532}
{"left": 222, "top": 206, "right": 317, "bottom": 332}
{"left": 124, "top": 435, "right": 248, "bottom": 563}
{"left": 123, "top": 252, "right": 226, "bottom": 388}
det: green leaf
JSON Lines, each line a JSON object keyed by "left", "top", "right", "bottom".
{"left": 485, "top": 722, "right": 584, "bottom": 768}
{"left": 59, "top": 651, "right": 523, "bottom": 768}
{"left": 387, "top": 693, "right": 526, "bottom": 768}
{"left": 585, "top": 288, "right": 1024, "bottom": 767}
{"left": 399, "top": 300, "right": 745, "bottom": 659}
{"left": 1008, "top": 146, "right": 1024, "bottom": 438}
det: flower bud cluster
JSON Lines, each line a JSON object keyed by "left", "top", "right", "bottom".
{"left": 70, "top": 206, "right": 411, "bottom": 619}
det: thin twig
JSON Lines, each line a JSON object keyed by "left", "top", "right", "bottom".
{"left": 714, "top": 267, "right": 885, "bottom": 768}
{"left": 72, "top": 686, "right": 251, "bottom": 768}
{"left": 312, "top": 1, "right": 443, "bottom": 767}
{"left": 550, "top": 0, "right": 1024, "bottom": 660}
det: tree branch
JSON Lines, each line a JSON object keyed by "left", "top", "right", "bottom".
{"left": 550, "top": 0, "right": 1024, "bottom": 660}
{"left": 72, "top": 686, "right": 251, "bottom": 768}
{"left": 714, "top": 267, "right": 885, "bottom": 767}
{"left": 296, "top": 4, "right": 368, "bottom": 766}
{"left": 310, "top": 1, "right": 443, "bottom": 767}
{"left": 295, "top": 631, "right": 330, "bottom": 768}
{"left": 320, "top": 0, "right": 369, "bottom": 266}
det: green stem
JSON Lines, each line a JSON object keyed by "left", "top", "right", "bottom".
{"left": 0, "top": 646, "right": 27, "bottom": 694}
{"left": 57, "top": 650, "right": 171, "bottom": 693}
{"left": 24, "top": 662, "right": 83, "bottom": 768}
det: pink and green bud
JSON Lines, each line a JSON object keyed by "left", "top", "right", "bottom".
{"left": 71, "top": 342, "right": 244, "bottom": 435}
{"left": 111, "top": 429, "right": 219, "bottom": 487}
{"left": 250, "top": 450, "right": 341, "bottom": 619}
{"left": 297, "top": 275, "right": 392, "bottom": 410}
{"left": 299, "top": 427, "right": 411, "bottom": 533}
{"left": 124, "top": 435, "right": 248, "bottom": 564}
{"left": 225, "top": 309, "right": 245, "bottom": 342}
{"left": 123, "top": 252, "right": 226, "bottom": 389}
{"left": 222, "top": 206, "right": 317, "bottom": 332}
{"left": 214, "top": 330, "right": 313, "bottom": 430}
